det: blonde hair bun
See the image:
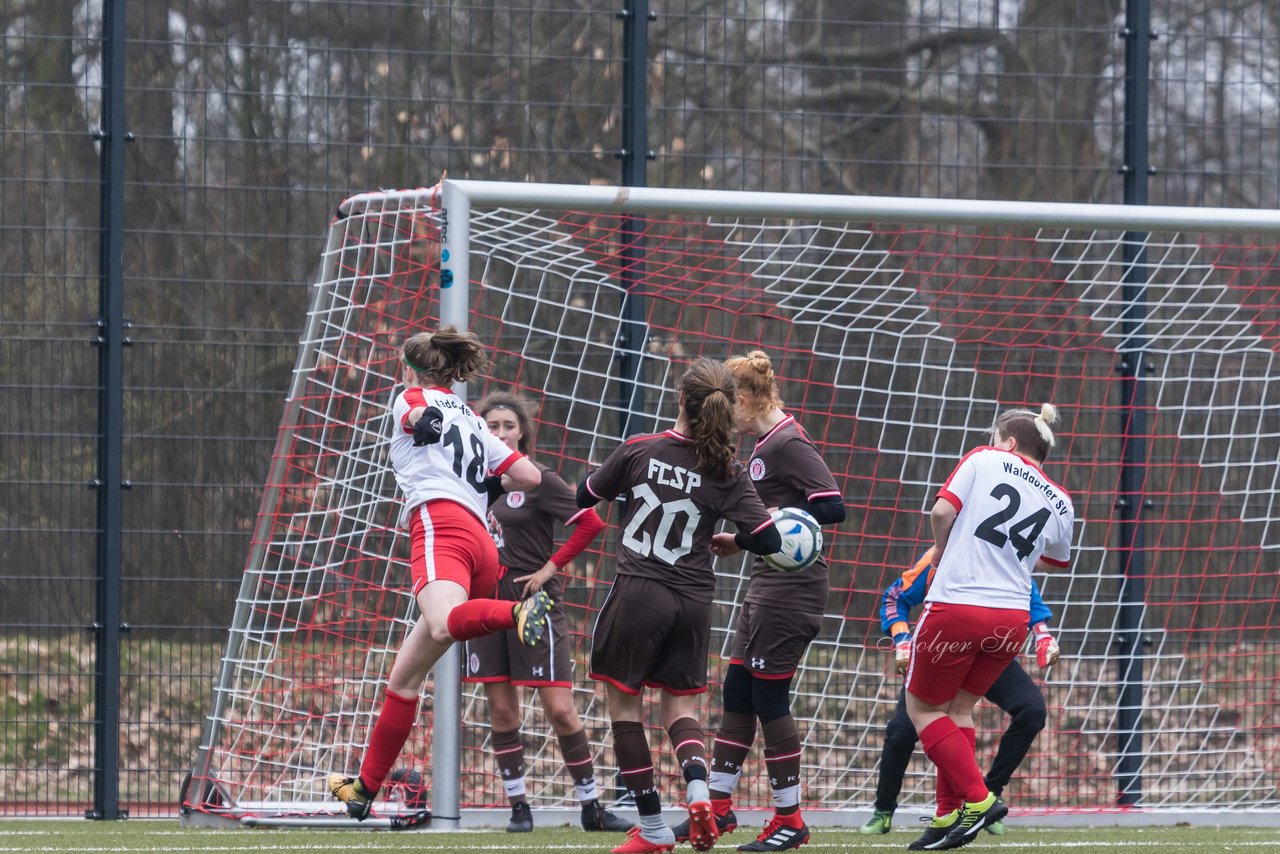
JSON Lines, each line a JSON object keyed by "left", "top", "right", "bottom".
{"left": 1034, "top": 403, "right": 1058, "bottom": 446}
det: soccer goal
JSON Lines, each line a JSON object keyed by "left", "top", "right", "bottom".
{"left": 184, "top": 180, "right": 1280, "bottom": 828}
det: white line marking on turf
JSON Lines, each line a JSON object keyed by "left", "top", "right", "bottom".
{"left": 6, "top": 842, "right": 1280, "bottom": 853}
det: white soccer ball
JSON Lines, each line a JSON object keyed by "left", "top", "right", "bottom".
{"left": 762, "top": 507, "right": 824, "bottom": 572}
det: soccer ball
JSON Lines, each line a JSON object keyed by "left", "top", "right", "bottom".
{"left": 762, "top": 507, "right": 824, "bottom": 572}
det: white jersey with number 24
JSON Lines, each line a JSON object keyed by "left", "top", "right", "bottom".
{"left": 926, "top": 447, "right": 1074, "bottom": 611}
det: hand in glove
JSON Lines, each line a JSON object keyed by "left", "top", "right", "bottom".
{"left": 1033, "top": 621, "right": 1060, "bottom": 669}
{"left": 412, "top": 406, "right": 444, "bottom": 446}
{"left": 893, "top": 631, "right": 912, "bottom": 675}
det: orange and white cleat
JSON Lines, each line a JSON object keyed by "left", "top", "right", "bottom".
{"left": 611, "top": 826, "right": 677, "bottom": 854}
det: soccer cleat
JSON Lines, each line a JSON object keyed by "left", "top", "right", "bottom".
{"left": 859, "top": 808, "right": 893, "bottom": 834}
{"left": 938, "top": 794, "right": 1007, "bottom": 850}
{"left": 985, "top": 819, "right": 1006, "bottom": 836}
{"left": 907, "top": 812, "right": 956, "bottom": 851}
{"left": 327, "top": 773, "right": 374, "bottom": 821}
{"left": 674, "top": 807, "right": 738, "bottom": 842}
{"left": 582, "top": 798, "right": 636, "bottom": 832}
{"left": 611, "top": 826, "right": 676, "bottom": 854}
{"left": 507, "top": 800, "right": 534, "bottom": 832}
{"left": 685, "top": 799, "right": 720, "bottom": 852}
{"left": 514, "top": 590, "right": 553, "bottom": 646}
{"left": 735, "top": 816, "right": 810, "bottom": 851}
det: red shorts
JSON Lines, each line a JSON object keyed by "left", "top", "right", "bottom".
{"left": 904, "top": 601, "right": 1029, "bottom": 706}
{"left": 408, "top": 500, "right": 500, "bottom": 598}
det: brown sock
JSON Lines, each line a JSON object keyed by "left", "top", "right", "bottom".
{"left": 667, "top": 716, "right": 709, "bottom": 783}
{"left": 762, "top": 716, "right": 802, "bottom": 816}
{"left": 557, "top": 728, "right": 600, "bottom": 803}
{"left": 709, "top": 710, "right": 756, "bottom": 800}
{"left": 612, "top": 720, "right": 660, "bottom": 817}
{"left": 491, "top": 727, "right": 527, "bottom": 805}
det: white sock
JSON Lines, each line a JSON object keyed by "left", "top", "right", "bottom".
{"left": 502, "top": 776, "right": 526, "bottom": 799}
{"left": 687, "top": 778, "right": 710, "bottom": 805}
{"left": 708, "top": 769, "right": 741, "bottom": 796}
{"left": 640, "top": 812, "right": 675, "bottom": 841}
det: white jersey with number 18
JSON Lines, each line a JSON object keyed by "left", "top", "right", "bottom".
{"left": 925, "top": 447, "right": 1074, "bottom": 611}
{"left": 389, "top": 385, "right": 521, "bottom": 527}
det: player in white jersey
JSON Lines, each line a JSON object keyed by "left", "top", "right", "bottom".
{"left": 329, "top": 326, "right": 551, "bottom": 821}
{"left": 903, "top": 404, "right": 1075, "bottom": 850}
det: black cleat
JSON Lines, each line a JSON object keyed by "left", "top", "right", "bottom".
{"left": 507, "top": 800, "right": 534, "bottom": 832}
{"left": 327, "top": 773, "right": 374, "bottom": 821}
{"left": 582, "top": 798, "right": 635, "bottom": 832}
{"left": 673, "top": 807, "right": 738, "bottom": 842}
{"left": 908, "top": 813, "right": 956, "bottom": 851}
{"left": 736, "top": 816, "right": 810, "bottom": 851}
{"left": 938, "top": 795, "right": 1007, "bottom": 850}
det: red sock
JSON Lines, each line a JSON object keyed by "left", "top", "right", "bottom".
{"left": 445, "top": 598, "right": 516, "bottom": 641}
{"left": 773, "top": 810, "right": 804, "bottom": 828}
{"left": 936, "top": 768, "right": 962, "bottom": 816}
{"left": 712, "top": 797, "right": 733, "bottom": 817}
{"left": 358, "top": 689, "right": 419, "bottom": 793}
{"left": 919, "top": 718, "right": 988, "bottom": 804}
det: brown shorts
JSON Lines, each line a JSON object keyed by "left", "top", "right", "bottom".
{"left": 729, "top": 600, "right": 823, "bottom": 679}
{"left": 589, "top": 575, "right": 711, "bottom": 696}
{"left": 462, "top": 570, "right": 574, "bottom": 688}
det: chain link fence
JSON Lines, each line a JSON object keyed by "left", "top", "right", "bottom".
{"left": 2, "top": 0, "right": 1277, "bottom": 817}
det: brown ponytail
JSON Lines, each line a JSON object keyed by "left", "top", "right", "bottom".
{"left": 725, "top": 349, "right": 784, "bottom": 420}
{"left": 402, "top": 325, "right": 490, "bottom": 386}
{"left": 680, "top": 358, "right": 737, "bottom": 480}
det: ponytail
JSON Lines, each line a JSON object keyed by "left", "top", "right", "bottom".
{"left": 680, "top": 358, "right": 737, "bottom": 480}
{"left": 402, "top": 325, "right": 490, "bottom": 386}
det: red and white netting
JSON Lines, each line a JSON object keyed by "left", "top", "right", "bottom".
{"left": 189, "top": 184, "right": 1280, "bottom": 820}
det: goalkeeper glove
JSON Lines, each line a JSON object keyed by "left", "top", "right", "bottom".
{"left": 1033, "top": 621, "right": 1059, "bottom": 669}
{"left": 893, "top": 631, "right": 912, "bottom": 675}
{"left": 412, "top": 406, "right": 444, "bottom": 446}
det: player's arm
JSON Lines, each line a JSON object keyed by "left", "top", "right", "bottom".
{"left": 801, "top": 494, "right": 846, "bottom": 525}
{"left": 517, "top": 474, "right": 606, "bottom": 597}
{"left": 929, "top": 497, "right": 958, "bottom": 561}
{"left": 479, "top": 428, "right": 540, "bottom": 494}
{"left": 545, "top": 473, "right": 606, "bottom": 570}
{"left": 931, "top": 449, "right": 978, "bottom": 563}
{"left": 1035, "top": 553, "right": 1071, "bottom": 573}
{"left": 397, "top": 389, "right": 444, "bottom": 446}
{"left": 881, "top": 551, "right": 932, "bottom": 674}
{"left": 710, "top": 478, "right": 782, "bottom": 557}
{"left": 575, "top": 443, "right": 631, "bottom": 508}
{"left": 498, "top": 456, "right": 540, "bottom": 492}
{"left": 784, "top": 436, "right": 847, "bottom": 525}
{"left": 1029, "top": 579, "right": 1059, "bottom": 668}
{"left": 731, "top": 520, "right": 783, "bottom": 555}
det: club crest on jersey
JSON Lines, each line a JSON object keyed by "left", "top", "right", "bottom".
{"left": 749, "top": 458, "right": 766, "bottom": 481}
{"left": 469, "top": 652, "right": 480, "bottom": 673}
{"left": 506, "top": 491, "right": 526, "bottom": 508}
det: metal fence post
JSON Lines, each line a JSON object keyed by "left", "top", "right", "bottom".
{"left": 616, "top": 0, "right": 653, "bottom": 438}
{"left": 91, "top": 0, "right": 129, "bottom": 821}
{"left": 1115, "top": 0, "right": 1152, "bottom": 807}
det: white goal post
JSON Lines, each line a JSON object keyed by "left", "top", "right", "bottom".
{"left": 186, "top": 179, "right": 1280, "bottom": 829}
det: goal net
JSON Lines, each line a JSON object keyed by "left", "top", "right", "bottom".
{"left": 186, "top": 181, "right": 1280, "bottom": 825}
